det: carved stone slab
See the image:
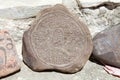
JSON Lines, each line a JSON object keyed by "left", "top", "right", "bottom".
{"left": 22, "top": 4, "right": 93, "bottom": 73}
{"left": 0, "top": 30, "right": 20, "bottom": 78}
{"left": 93, "top": 24, "right": 120, "bottom": 68}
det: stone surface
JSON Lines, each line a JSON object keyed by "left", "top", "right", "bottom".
{"left": 0, "top": 0, "right": 119, "bottom": 19}
{"left": 0, "top": 0, "right": 119, "bottom": 79}
{"left": 0, "top": 18, "right": 34, "bottom": 60}
{"left": 0, "top": 14, "right": 119, "bottom": 80}
{"left": 110, "top": 0, "right": 120, "bottom": 2}
{"left": 0, "top": 5, "right": 51, "bottom": 19}
{"left": 77, "top": 0, "right": 108, "bottom": 7}
{"left": 80, "top": 6, "right": 120, "bottom": 37}
{"left": 62, "top": 0, "right": 78, "bottom": 11}
{"left": 22, "top": 4, "right": 93, "bottom": 73}
{"left": 0, "top": 0, "right": 62, "bottom": 9}
{"left": 76, "top": 0, "right": 120, "bottom": 8}
{"left": 0, "top": 0, "right": 62, "bottom": 19}
{"left": 0, "top": 30, "right": 20, "bottom": 78}
{"left": 93, "top": 24, "right": 120, "bottom": 68}
{"left": 63, "top": 1, "right": 120, "bottom": 37}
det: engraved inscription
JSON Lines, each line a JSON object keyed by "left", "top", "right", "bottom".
{"left": 6, "top": 38, "right": 13, "bottom": 50}
{"left": 0, "top": 32, "right": 14, "bottom": 69}
{"left": 31, "top": 12, "right": 84, "bottom": 65}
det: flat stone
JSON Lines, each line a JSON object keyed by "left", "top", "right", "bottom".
{"left": 0, "top": 0, "right": 62, "bottom": 19}
{"left": 77, "top": 0, "right": 120, "bottom": 8}
{"left": 93, "top": 24, "right": 120, "bottom": 68}
{"left": 0, "top": 5, "right": 51, "bottom": 19}
{"left": 0, "top": 30, "right": 20, "bottom": 78}
{"left": 22, "top": 4, "right": 93, "bottom": 73}
{"left": 0, "top": 0, "right": 62, "bottom": 9}
{"left": 78, "top": 0, "right": 108, "bottom": 7}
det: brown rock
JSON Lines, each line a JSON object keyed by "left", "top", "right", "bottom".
{"left": 93, "top": 24, "right": 120, "bottom": 68}
{"left": 0, "top": 30, "right": 20, "bottom": 78}
{"left": 22, "top": 4, "right": 93, "bottom": 73}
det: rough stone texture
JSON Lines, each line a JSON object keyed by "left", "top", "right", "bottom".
{"left": 0, "top": 0, "right": 119, "bottom": 79}
{"left": 0, "top": 0, "right": 119, "bottom": 19}
{"left": 62, "top": 0, "right": 78, "bottom": 11}
{"left": 0, "top": 0, "right": 62, "bottom": 19}
{"left": 0, "top": 17, "right": 119, "bottom": 80}
{"left": 0, "top": 18, "right": 34, "bottom": 60}
{"left": 63, "top": 1, "right": 120, "bottom": 37}
{"left": 77, "top": 0, "right": 108, "bottom": 7}
{"left": 80, "top": 7, "right": 120, "bottom": 37}
{"left": 22, "top": 4, "right": 93, "bottom": 73}
{"left": 0, "top": 5, "right": 51, "bottom": 19}
{"left": 0, "top": 0, "right": 62, "bottom": 9}
{"left": 93, "top": 24, "right": 120, "bottom": 68}
{"left": 76, "top": 0, "right": 120, "bottom": 8}
{"left": 0, "top": 30, "right": 20, "bottom": 78}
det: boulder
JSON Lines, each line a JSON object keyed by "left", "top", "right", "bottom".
{"left": 22, "top": 4, "right": 93, "bottom": 73}
{"left": 93, "top": 24, "right": 120, "bottom": 68}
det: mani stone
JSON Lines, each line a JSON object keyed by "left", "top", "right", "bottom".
{"left": 22, "top": 4, "right": 93, "bottom": 73}
{"left": 0, "top": 30, "right": 20, "bottom": 78}
{"left": 93, "top": 24, "right": 120, "bottom": 68}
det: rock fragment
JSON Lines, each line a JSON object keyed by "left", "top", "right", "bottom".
{"left": 0, "top": 30, "right": 20, "bottom": 78}
{"left": 93, "top": 24, "right": 120, "bottom": 68}
{"left": 0, "top": 0, "right": 62, "bottom": 19}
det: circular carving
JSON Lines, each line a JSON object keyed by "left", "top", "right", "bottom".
{"left": 6, "top": 38, "right": 13, "bottom": 50}
{"left": 30, "top": 12, "right": 85, "bottom": 65}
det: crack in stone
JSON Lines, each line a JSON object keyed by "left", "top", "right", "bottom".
{"left": 76, "top": 1, "right": 120, "bottom": 10}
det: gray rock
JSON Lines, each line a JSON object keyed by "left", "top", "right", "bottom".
{"left": 76, "top": 0, "right": 120, "bottom": 8}
{"left": 0, "top": 0, "right": 62, "bottom": 9}
{"left": 78, "top": 0, "right": 108, "bottom": 7}
{"left": 80, "top": 6, "right": 120, "bottom": 37}
{"left": 0, "top": 5, "right": 51, "bottom": 19}
{"left": 93, "top": 24, "right": 120, "bottom": 68}
{"left": 0, "top": 0, "right": 62, "bottom": 19}
{"left": 62, "top": 0, "right": 78, "bottom": 11}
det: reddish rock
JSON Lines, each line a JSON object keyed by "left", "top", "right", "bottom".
{"left": 93, "top": 24, "right": 120, "bottom": 68}
{"left": 0, "top": 30, "right": 20, "bottom": 78}
{"left": 22, "top": 4, "right": 93, "bottom": 73}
